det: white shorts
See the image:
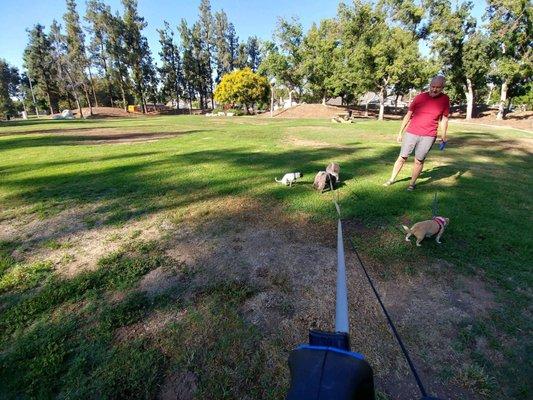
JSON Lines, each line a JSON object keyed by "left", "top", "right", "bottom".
{"left": 400, "top": 132, "right": 436, "bottom": 161}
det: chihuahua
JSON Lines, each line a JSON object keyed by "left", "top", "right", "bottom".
{"left": 403, "top": 216, "right": 449, "bottom": 246}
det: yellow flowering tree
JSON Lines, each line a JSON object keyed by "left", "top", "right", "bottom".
{"left": 214, "top": 67, "right": 269, "bottom": 114}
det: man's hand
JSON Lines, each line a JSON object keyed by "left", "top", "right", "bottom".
{"left": 440, "top": 135, "right": 447, "bottom": 143}
{"left": 396, "top": 133, "right": 403, "bottom": 143}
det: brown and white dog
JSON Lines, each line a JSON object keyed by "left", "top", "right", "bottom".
{"left": 402, "top": 216, "right": 449, "bottom": 246}
{"left": 326, "top": 163, "right": 340, "bottom": 183}
{"left": 314, "top": 163, "right": 341, "bottom": 192}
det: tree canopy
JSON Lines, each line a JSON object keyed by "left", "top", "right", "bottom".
{"left": 214, "top": 67, "right": 269, "bottom": 113}
{"left": 1, "top": 0, "right": 529, "bottom": 120}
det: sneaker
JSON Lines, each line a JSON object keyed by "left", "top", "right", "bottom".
{"left": 383, "top": 179, "right": 394, "bottom": 187}
{"left": 407, "top": 184, "right": 416, "bottom": 191}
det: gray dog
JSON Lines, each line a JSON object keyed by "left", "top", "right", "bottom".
{"left": 313, "top": 163, "right": 340, "bottom": 192}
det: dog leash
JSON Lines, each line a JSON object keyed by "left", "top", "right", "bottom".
{"left": 431, "top": 192, "right": 439, "bottom": 218}
{"left": 329, "top": 179, "right": 439, "bottom": 399}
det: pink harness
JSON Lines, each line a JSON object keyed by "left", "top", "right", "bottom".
{"left": 433, "top": 216, "right": 446, "bottom": 234}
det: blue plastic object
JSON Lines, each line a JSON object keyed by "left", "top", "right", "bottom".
{"left": 286, "top": 345, "right": 375, "bottom": 400}
{"left": 439, "top": 140, "right": 447, "bottom": 151}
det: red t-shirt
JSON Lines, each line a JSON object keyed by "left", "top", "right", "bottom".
{"left": 406, "top": 92, "right": 450, "bottom": 137}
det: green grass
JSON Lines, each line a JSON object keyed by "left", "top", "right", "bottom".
{"left": 0, "top": 115, "right": 531, "bottom": 399}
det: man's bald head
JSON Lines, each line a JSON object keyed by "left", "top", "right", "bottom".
{"left": 429, "top": 76, "right": 445, "bottom": 97}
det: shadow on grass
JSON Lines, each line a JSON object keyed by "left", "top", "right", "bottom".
{"left": 0, "top": 122, "right": 531, "bottom": 400}
{"left": 2, "top": 129, "right": 531, "bottom": 249}
{"left": 0, "top": 130, "right": 203, "bottom": 149}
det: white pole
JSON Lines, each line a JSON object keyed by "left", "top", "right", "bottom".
{"left": 335, "top": 219, "right": 349, "bottom": 333}
{"left": 270, "top": 86, "right": 274, "bottom": 117}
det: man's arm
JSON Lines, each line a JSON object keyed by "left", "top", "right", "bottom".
{"left": 440, "top": 115, "right": 448, "bottom": 142}
{"left": 397, "top": 111, "right": 413, "bottom": 143}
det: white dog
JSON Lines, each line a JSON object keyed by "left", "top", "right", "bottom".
{"left": 275, "top": 172, "right": 303, "bottom": 187}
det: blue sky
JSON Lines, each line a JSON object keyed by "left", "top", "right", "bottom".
{"left": 0, "top": 0, "right": 486, "bottom": 71}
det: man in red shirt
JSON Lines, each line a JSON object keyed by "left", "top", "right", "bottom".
{"left": 383, "top": 76, "right": 450, "bottom": 191}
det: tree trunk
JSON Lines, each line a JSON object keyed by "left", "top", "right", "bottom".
{"left": 83, "top": 86, "right": 93, "bottom": 116}
{"left": 46, "top": 92, "right": 54, "bottom": 115}
{"left": 486, "top": 85, "right": 493, "bottom": 104}
{"left": 210, "top": 80, "right": 214, "bottom": 109}
{"left": 107, "top": 80, "right": 114, "bottom": 108}
{"left": 100, "top": 43, "right": 113, "bottom": 107}
{"left": 174, "top": 82, "right": 180, "bottom": 110}
{"left": 378, "top": 87, "right": 386, "bottom": 121}
{"left": 75, "top": 95, "right": 83, "bottom": 119}
{"left": 119, "top": 80, "right": 127, "bottom": 111}
{"left": 496, "top": 81, "right": 508, "bottom": 120}
{"left": 465, "top": 78, "right": 474, "bottom": 120}
{"left": 87, "top": 67, "right": 99, "bottom": 107}
{"left": 140, "top": 92, "right": 147, "bottom": 114}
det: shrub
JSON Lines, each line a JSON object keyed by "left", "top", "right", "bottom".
{"left": 214, "top": 68, "right": 270, "bottom": 114}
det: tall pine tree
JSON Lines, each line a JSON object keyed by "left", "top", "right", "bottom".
{"left": 214, "top": 10, "right": 231, "bottom": 82}
{"left": 0, "top": 59, "right": 20, "bottom": 119}
{"left": 85, "top": 0, "right": 115, "bottom": 106}
{"left": 49, "top": 20, "right": 82, "bottom": 114}
{"left": 158, "top": 21, "right": 184, "bottom": 109}
{"left": 199, "top": 0, "right": 215, "bottom": 108}
{"left": 23, "top": 24, "right": 60, "bottom": 114}
{"left": 64, "top": 0, "right": 95, "bottom": 115}
{"left": 121, "top": 0, "right": 154, "bottom": 113}
{"left": 178, "top": 19, "right": 197, "bottom": 112}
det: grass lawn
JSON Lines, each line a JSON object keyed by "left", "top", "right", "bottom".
{"left": 0, "top": 115, "right": 531, "bottom": 399}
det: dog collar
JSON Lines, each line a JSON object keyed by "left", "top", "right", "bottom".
{"left": 433, "top": 216, "right": 446, "bottom": 233}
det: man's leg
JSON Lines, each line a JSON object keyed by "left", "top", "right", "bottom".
{"left": 409, "top": 158, "right": 424, "bottom": 186}
{"left": 385, "top": 133, "right": 416, "bottom": 185}
{"left": 390, "top": 156, "right": 407, "bottom": 182}
{"left": 409, "top": 136, "right": 436, "bottom": 188}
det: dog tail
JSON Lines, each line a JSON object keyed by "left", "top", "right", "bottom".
{"left": 275, "top": 178, "right": 281, "bottom": 183}
{"left": 402, "top": 225, "right": 411, "bottom": 233}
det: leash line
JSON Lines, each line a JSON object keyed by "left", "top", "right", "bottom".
{"left": 346, "top": 235, "right": 429, "bottom": 399}
{"left": 431, "top": 192, "right": 439, "bottom": 217}
{"left": 327, "top": 175, "right": 430, "bottom": 398}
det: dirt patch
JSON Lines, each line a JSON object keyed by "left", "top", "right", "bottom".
{"left": 375, "top": 268, "right": 498, "bottom": 398}
{"left": 72, "top": 107, "right": 140, "bottom": 119}
{"left": 268, "top": 104, "right": 351, "bottom": 119}
{"left": 260, "top": 103, "right": 533, "bottom": 131}
{"left": 114, "top": 309, "right": 188, "bottom": 343}
{"left": 2, "top": 193, "right": 502, "bottom": 399}
{"left": 48, "top": 107, "right": 139, "bottom": 119}
{"left": 137, "top": 266, "right": 184, "bottom": 296}
{"left": 157, "top": 197, "right": 498, "bottom": 399}
{"left": 0, "top": 203, "right": 171, "bottom": 277}
{"left": 44, "top": 127, "right": 189, "bottom": 144}
{"left": 283, "top": 135, "right": 346, "bottom": 148}
{"left": 456, "top": 110, "right": 533, "bottom": 131}
{"left": 157, "top": 370, "right": 198, "bottom": 400}
{"left": 67, "top": 131, "right": 187, "bottom": 145}
{"left": 450, "top": 136, "right": 533, "bottom": 159}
